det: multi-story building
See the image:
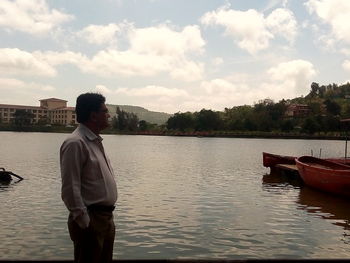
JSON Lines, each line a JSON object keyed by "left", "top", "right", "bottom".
{"left": 285, "top": 104, "right": 311, "bottom": 118}
{"left": 0, "top": 98, "right": 77, "bottom": 125}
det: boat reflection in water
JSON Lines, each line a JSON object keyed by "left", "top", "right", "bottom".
{"left": 262, "top": 171, "right": 303, "bottom": 190}
{"left": 263, "top": 172, "right": 350, "bottom": 244}
{"left": 297, "top": 186, "right": 350, "bottom": 241}
{"left": 0, "top": 179, "right": 12, "bottom": 191}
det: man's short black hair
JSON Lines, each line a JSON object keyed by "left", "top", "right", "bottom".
{"left": 75, "top": 93, "right": 106, "bottom": 123}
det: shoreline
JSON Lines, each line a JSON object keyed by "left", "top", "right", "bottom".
{"left": 0, "top": 127, "right": 348, "bottom": 140}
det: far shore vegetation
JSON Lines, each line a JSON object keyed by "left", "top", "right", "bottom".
{"left": 1, "top": 82, "right": 350, "bottom": 139}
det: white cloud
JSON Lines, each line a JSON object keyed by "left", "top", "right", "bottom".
{"left": 342, "top": 60, "right": 350, "bottom": 72}
{"left": 263, "top": 0, "right": 289, "bottom": 12}
{"left": 194, "top": 76, "right": 268, "bottom": 111}
{"left": 82, "top": 49, "right": 170, "bottom": 77}
{"left": 212, "top": 57, "right": 224, "bottom": 66}
{"left": 317, "top": 35, "right": 337, "bottom": 51}
{"left": 7, "top": 23, "right": 205, "bottom": 82}
{"left": 340, "top": 49, "right": 350, "bottom": 56}
{"left": 266, "top": 8, "right": 297, "bottom": 42}
{"left": 78, "top": 23, "right": 121, "bottom": 45}
{"left": 0, "top": 48, "right": 56, "bottom": 77}
{"left": 95, "top": 85, "right": 112, "bottom": 94}
{"left": 193, "top": 60, "right": 315, "bottom": 111}
{"left": 33, "top": 51, "right": 88, "bottom": 66}
{"left": 0, "top": 77, "right": 55, "bottom": 91}
{"left": 265, "top": 59, "right": 316, "bottom": 97}
{"left": 77, "top": 24, "right": 205, "bottom": 81}
{"left": 201, "top": 79, "right": 239, "bottom": 96}
{"left": 200, "top": 5, "right": 297, "bottom": 54}
{"left": 0, "top": 77, "right": 25, "bottom": 88}
{"left": 0, "top": 0, "right": 73, "bottom": 35}
{"left": 129, "top": 24, "right": 205, "bottom": 56}
{"left": 169, "top": 59, "right": 204, "bottom": 82}
{"left": 305, "top": 0, "right": 350, "bottom": 43}
{"left": 201, "top": 6, "right": 271, "bottom": 54}
{"left": 115, "top": 85, "right": 188, "bottom": 98}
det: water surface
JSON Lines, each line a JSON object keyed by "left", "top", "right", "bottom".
{"left": 1, "top": 132, "right": 350, "bottom": 259}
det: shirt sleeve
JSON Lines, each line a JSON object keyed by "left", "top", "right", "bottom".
{"left": 60, "top": 139, "right": 90, "bottom": 229}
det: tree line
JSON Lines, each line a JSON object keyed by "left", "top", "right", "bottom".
{"left": 166, "top": 82, "right": 350, "bottom": 135}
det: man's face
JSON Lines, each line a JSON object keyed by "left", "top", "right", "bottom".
{"left": 95, "top": 103, "right": 110, "bottom": 130}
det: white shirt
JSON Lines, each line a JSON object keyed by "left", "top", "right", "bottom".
{"left": 60, "top": 124, "right": 118, "bottom": 228}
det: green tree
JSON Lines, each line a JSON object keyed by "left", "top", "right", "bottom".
{"left": 323, "top": 115, "right": 340, "bottom": 132}
{"left": 281, "top": 119, "right": 294, "bottom": 132}
{"left": 223, "top": 105, "right": 253, "bottom": 130}
{"left": 128, "top": 112, "right": 139, "bottom": 131}
{"left": 308, "top": 101, "right": 323, "bottom": 115}
{"left": 309, "top": 82, "right": 319, "bottom": 97}
{"left": 139, "top": 120, "right": 149, "bottom": 131}
{"left": 302, "top": 117, "right": 320, "bottom": 134}
{"left": 167, "top": 112, "right": 195, "bottom": 131}
{"left": 114, "top": 107, "right": 128, "bottom": 130}
{"left": 13, "top": 109, "right": 34, "bottom": 127}
{"left": 195, "top": 109, "right": 223, "bottom": 131}
{"left": 343, "top": 103, "right": 350, "bottom": 118}
{"left": 324, "top": 99, "right": 341, "bottom": 115}
{"left": 113, "top": 107, "right": 139, "bottom": 131}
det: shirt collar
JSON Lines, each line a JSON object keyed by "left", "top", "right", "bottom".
{"left": 79, "top": 124, "right": 103, "bottom": 142}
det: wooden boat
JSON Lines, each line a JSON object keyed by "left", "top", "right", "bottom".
{"left": 262, "top": 152, "right": 296, "bottom": 167}
{"left": 295, "top": 156, "right": 350, "bottom": 198}
{"left": 263, "top": 152, "right": 350, "bottom": 168}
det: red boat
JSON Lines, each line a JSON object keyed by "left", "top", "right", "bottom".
{"left": 296, "top": 156, "right": 350, "bottom": 198}
{"left": 263, "top": 152, "right": 350, "bottom": 168}
{"left": 262, "top": 152, "right": 295, "bottom": 167}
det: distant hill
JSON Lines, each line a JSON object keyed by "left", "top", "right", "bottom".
{"left": 106, "top": 104, "right": 172, "bottom": 125}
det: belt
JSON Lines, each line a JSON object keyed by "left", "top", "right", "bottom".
{"left": 87, "top": 204, "right": 115, "bottom": 212}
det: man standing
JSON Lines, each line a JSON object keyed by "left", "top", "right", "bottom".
{"left": 60, "top": 93, "right": 118, "bottom": 263}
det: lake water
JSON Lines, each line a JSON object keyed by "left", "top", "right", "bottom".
{"left": 1, "top": 131, "right": 350, "bottom": 260}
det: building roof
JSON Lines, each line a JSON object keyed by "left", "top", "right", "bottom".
{"left": 0, "top": 104, "right": 44, "bottom": 110}
{"left": 51, "top": 107, "right": 75, "bottom": 111}
{"left": 39, "top": 98, "right": 67, "bottom": 102}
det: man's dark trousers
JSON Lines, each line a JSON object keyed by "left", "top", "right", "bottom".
{"left": 68, "top": 209, "right": 115, "bottom": 263}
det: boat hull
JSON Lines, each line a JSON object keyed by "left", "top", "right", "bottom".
{"left": 263, "top": 152, "right": 350, "bottom": 168}
{"left": 262, "top": 152, "right": 295, "bottom": 167}
{"left": 296, "top": 156, "right": 350, "bottom": 198}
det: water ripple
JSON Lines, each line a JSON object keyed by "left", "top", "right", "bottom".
{"left": 1, "top": 133, "right": 350, "bottom": 259}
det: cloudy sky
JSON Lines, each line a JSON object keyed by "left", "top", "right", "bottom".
{"left": 1, "top": 0, "right": 350, "bottom": 113}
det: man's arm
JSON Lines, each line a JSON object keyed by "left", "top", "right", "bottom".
{"left": 60, "top": 139, "right": 90, "bottom": 229}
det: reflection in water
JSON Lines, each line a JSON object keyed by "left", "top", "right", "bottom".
{"left": 297, "top": 187, "right": 350, "bottom": 244}
{"left": 263, "top": 170, "right": 350, "bottom": 245}
{"left": 0, "top": 180, "right": 12, "bottom": 191}
{"left": 262, "top": 171, "right": 303, "bottom": 190}
{"left": 0, "top": 179, "right": 22, "bottom": 192}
